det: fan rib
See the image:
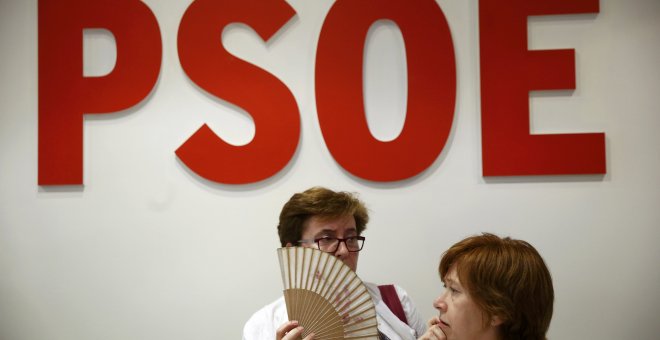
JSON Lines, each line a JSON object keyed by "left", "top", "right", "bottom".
{"left": 299, "top": 248, "right": 317, "bottom": 325}
{"left": 332, "top": 275, "right": 360, "bottom": 313}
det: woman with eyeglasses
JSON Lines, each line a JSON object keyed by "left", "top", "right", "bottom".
{"left": 418, "top": 233, "right": 554, "bottom": 340}
{"left": 242, "top": 186, "right": 427, "bottom": 340}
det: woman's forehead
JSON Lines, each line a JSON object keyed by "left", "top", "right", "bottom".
{"left": 303, "top": 215, "right": 357, "bottom": 233}
{"left": 443, "top": 264, "right": 463, "bottom": 284}
{"left": 306, "top": 214, "right": 355, "bottom": 227}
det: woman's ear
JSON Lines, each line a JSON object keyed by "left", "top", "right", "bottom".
{"left": 490, "top": 315, "right": 504, "bottom": 327}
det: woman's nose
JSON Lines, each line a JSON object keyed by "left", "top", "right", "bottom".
{"left": 433, "top": 291, "right": 448, "bottom": 312}
{"left": 334, "top": 240, "right": 350, "bottom": 257}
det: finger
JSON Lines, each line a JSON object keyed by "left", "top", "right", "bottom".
{"left": 282, "top": 326, "right": 304, "bottom": 340}
{"left": 302, "top": 332, "right": 315, "bottom": 340}
{"left": 418, "top": 330, "right": 436, "bottom": 340}
{"left": 427, "top": 316, "right": 441, "bottom": 327}
{"left": 276, "top": 321, "right": 299, "bottom": 339}
{"left": 430, "top": 324, "right": 447, "bottom": 340}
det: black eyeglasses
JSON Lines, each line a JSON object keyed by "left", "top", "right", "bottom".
{"left": 298, "top": 236, "right": 366, "bottom": 253}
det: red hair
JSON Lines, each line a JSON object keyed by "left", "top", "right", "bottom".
{"left": 439, "top": 233, "right": 554, "bottom": 340}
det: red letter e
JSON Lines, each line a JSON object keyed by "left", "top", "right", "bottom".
{"left": 480, "top": 0, "right": 605, "bottom": 176}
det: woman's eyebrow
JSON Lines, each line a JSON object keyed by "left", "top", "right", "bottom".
{"left": 314, "top": 227, "right": 357, "bottom": 237}
{"left": 451, "top": 279, "right": 465, "bottom": 289}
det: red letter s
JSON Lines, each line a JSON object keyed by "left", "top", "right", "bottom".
{"left": 177, "top": 0, "right": 299, "bottom": 184}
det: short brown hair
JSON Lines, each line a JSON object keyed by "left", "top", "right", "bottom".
{"left": 439, "top": 233, "right": 554, "bottom": 340}
{"left": 277, "top": 187, "right": 369, "bottom": 247}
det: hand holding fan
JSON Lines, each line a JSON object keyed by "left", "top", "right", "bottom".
{"left": 277, "top": 246, "right": 380, "bottom": 339}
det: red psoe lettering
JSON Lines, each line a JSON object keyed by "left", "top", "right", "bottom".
{"left": 316, "top": 0, "right": 456, "bottom": 181}
{"left": 38, "top": 0, "right": 161, "bottom": 185}
{"left": 479, "top": 0, "right": 606, "bottom": 176}
{"left": 176, "top": 0, "right": 300, "bottom": 184}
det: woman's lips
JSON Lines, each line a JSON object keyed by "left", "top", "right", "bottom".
{"left": 439, "top": 319, "right": 450, "bottom": 328}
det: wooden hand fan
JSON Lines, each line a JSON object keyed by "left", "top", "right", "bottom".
{"left": 277, "top": 246, "right": 380, "bottom": 339}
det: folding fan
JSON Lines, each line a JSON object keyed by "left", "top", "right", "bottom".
{"left": 277, "top": 246, "right": 380, "bottom": 339}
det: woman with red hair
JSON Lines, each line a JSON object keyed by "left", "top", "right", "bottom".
{"left": 419, "top": 233, "right": 554, "bottom": 340}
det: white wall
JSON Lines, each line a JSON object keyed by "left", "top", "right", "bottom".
{"left": 1, "top": 0, "right": 659, "bottom": 339}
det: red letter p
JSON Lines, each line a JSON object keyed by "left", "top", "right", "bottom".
{"left": 38, "top": 0, "right": 161, "bottom": 185}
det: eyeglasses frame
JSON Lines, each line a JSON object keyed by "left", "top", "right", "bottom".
{"left": 297, "top": 236, "right": 366, "bottom": 253}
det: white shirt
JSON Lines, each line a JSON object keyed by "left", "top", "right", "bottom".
{"left": 243, "top": 282, "right": 426, "bottom": 340}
